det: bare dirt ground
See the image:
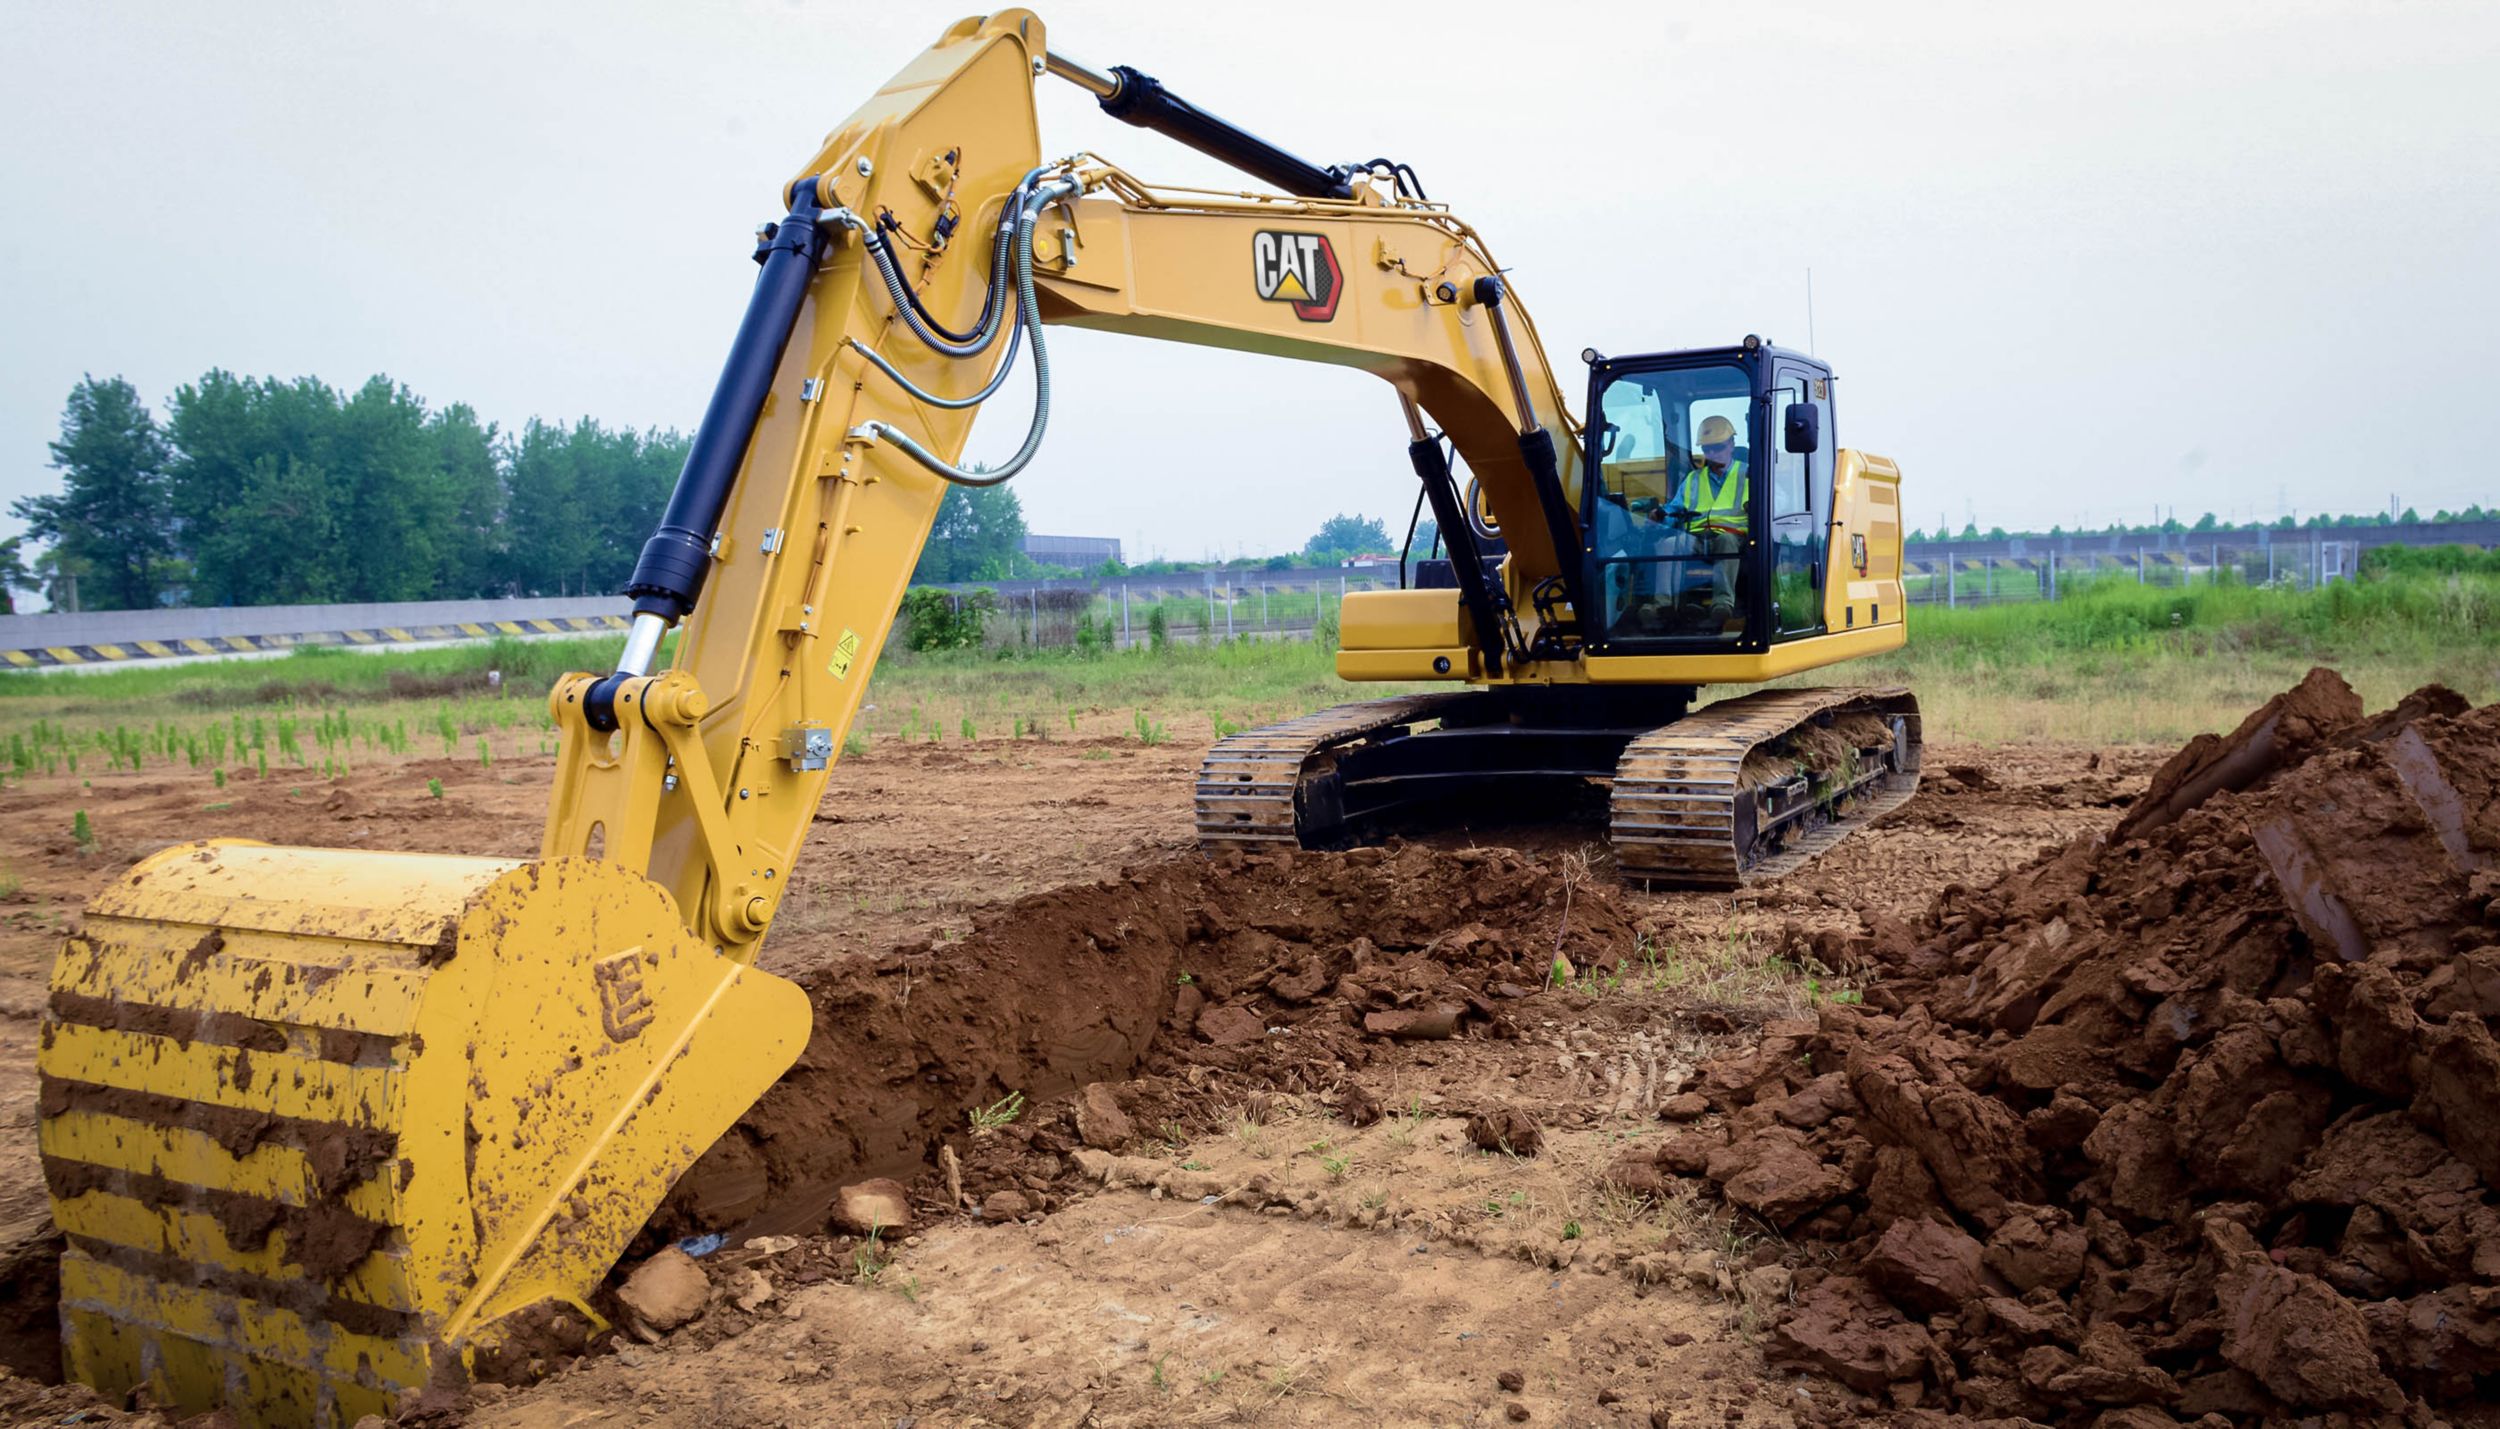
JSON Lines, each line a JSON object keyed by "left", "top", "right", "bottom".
{"left": 0, "top": 721, "right": 2150, "bottom": 1427}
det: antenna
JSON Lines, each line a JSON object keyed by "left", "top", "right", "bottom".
{"left": 1805, "top": 268, "right": 1816, "bottom": 353}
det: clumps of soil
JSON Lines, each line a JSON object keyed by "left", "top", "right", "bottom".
{"left": 659, "top": 843, "right": 1631, "bottom": 1241}
{"left": 1612, "top": 669, "right": 2500, "bottom": 1421}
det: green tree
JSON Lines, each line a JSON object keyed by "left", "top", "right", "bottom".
{"left": 332, "top": 377, "right": 452, "bottom": 601}
{"left": 166, "top": 371, "right": 351, "bottom": 604}
{"left": 428, "top": 403, "right": 505, "bottom": 596}
{"left": 501, "top": 418, "right": 603, "bottom": 595}
{"left": 0, "top": 537, "right": 33, "bottom": 614}
{"left": 14, "top": 376, "right": 174, "bottom": 610}
{"left": 1304, "top": 513, "right": 1389, "bottom": 560}
{"left": 912, "top": 483, "right": 1029, "bottom": 583}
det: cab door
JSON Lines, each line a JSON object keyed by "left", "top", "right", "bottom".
{"left": 1768, "top": 362, "right": 1834, "bottom": 638}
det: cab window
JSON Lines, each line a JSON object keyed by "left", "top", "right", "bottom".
{"left": 1585, "top": 364, "right": 1752, "bottom": 644}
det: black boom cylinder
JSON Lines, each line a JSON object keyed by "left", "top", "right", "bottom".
{"left": 624, "top": 177, "right": 831, "bottom": 621}
{"left": 1098, "top": 66, "right": 1354, "bottom": 201}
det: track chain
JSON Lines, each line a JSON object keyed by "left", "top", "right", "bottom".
{"left": 1610, "top": 686, "right": 1922, "bottom": 888}
{"left": 1194, "top": 692, "right": 1483, "bottom": 848}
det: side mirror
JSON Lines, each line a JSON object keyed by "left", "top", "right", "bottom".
{"left": 1784, "top": 402, "right": 1821, "bottom": 454}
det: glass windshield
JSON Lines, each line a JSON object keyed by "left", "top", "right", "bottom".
{"left": 1587, "top": 364, "right": 1753, "bottom": 642}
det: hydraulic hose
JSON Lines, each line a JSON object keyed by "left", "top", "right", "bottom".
{"left": 881, "top": 210, "right": 1013, "bottom": 345}
{"left": 846, "top": 301, "right": 1023, "bottom": 411}
{"left": 841, "top": 168, "right": 1047, "bottom": 360}
{"left": 853, "top": 176, "right": 1078, "bottom": 488}
{"left": 856, "top": 224, "right": 1010, "bottom": 358}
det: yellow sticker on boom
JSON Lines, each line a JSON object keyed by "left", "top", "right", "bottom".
{"left": 828, "top": 628, "right": 861, "bottom": 681}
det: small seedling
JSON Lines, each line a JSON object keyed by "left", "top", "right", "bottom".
{"left": 967, "top": 1091, "right": 1025, "bottom": 1132}
{"left": 960, "top": 716, "right": 976, "bottom": 741}
{"left": 72, "top": 810, "right": 93, "bottom": 849}
{"left": 213, "top": 768, "right": 226, "bottom": 789}
{"left": 1150, "top": 1354, "right": 1172, "bottom": 1393}
{"left": 1321, "top": 1156, "right": 1350, "bottom": 1182}
{"left": 851, "top": 1224, "right": 888, "bottom": 1286}
{"left": 427, "top": 778, "right": 445, "bottom": 800}
{"left": 477, "top": 737, "right": 493, "bottom": 768}
{"left": 1180, "top": 1158, "right": 1209, "bottom": 1171}
{"left": 1561, "top": 1220, "right": 1583, "bottom": 1240}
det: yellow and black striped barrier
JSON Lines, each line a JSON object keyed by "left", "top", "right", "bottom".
{"left": 2, "top": 615, "right": 630, "bottom": 669}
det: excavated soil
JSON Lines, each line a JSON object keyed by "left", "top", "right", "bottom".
{"left": 1621, "top": 669, "right": 2500, "bottom": 1423}
{"left": 0, "top": 707, "right": 2156, "bottom": 1424}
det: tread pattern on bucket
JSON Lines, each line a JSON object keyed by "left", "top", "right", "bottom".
{"left": 1194, "top": 692, "right": 1483, "bottom": 847}
{"left": 1611, "top": 686, "right": 1922, "bottom": 889}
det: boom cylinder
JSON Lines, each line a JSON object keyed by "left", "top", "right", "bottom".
{"left": 594, "top": 178, "right": 829, "bottom": 729}
{"left": 623, "top": 177, "right": 831, "bottom": 625}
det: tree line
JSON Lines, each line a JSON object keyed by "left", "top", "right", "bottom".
{"left": 1909, "top": 506, "right": 2496, "bottom": 545}
{"left": 6, "top": 372, "right": 1072, "bottom": 614}
{"left": 10, "top": 373, "right": 696, "bottom": 613}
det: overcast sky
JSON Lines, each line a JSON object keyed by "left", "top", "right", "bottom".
{"left": 3, "top": 0, "right": 2494, "bottom": 564}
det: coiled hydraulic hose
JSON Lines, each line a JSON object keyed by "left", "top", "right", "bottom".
{"left": 877, "top": 210, "right": 1012, "bottom": 346}
{"left": 845, "top": 168, "right": 1046, "bottom": 359}
{"left": 837, "top": 174, "right": 1043, "bottom": 411}
{"left": 848, "top": 175, "right": 1078, "bottom": 488}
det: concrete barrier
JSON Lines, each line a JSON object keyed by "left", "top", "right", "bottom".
{"left": 0, "top": 597, "right": 631, "bottom": 668}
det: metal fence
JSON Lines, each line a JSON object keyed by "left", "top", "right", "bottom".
{"left": 1902, "top": 539, "right": 2364, "bottom": 608}
{"left": 914, "top": 573, "right": 1398, "bottom": 651}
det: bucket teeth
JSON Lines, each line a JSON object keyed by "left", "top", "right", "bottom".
{"left": 39, "top": 842, "right": 813, "bottom": 1427}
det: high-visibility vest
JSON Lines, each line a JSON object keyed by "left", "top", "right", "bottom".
{"left": 1680, "top": 462, "right": 1747, "bottom": 535}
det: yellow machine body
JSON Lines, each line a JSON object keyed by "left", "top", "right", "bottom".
{"left": 38, "top": 9, "right": 1912, "bottom": 1422}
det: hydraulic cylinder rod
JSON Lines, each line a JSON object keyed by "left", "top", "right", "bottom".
{"left": 1401, "top": 395, "right": 1508, "bottom": 676}
{"left": 1046, "top": 51, "right": 1354, "bottom": 201}
{"left": 594, "top": 176, "right": 829, "bottom": 728}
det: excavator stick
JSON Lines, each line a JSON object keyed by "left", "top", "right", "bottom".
{"left": 38, "top": 843, "right": 809, "bottom": 1422}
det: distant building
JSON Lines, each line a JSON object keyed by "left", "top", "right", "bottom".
{"left": 1024, "top": 534, "right": 1123, "bottom": 568}
{"left": 1342, "top": 552, "right": 1402, "bottom": 573}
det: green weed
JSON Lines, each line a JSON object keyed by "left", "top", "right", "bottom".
{"left": 967, "top": 1091, "right": 1025, "bottom": 1132}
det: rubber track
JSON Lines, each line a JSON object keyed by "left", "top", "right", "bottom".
{"left": 1194, "top": 692, "right": 1484, "bottom": 847}
{"left": 1611, "top": 686, "right": 1921, "bottom": 888}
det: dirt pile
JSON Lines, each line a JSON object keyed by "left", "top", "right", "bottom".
{"left": 660, "top": 842, "right": 1633, "bottom": 1241}
{"left": 1610, "top": 670, "right": 2500, "bottom": 1421}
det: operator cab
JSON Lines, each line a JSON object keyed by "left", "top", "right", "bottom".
{"left": 1580, "top": 338, "right": 1835, "bottom": 653}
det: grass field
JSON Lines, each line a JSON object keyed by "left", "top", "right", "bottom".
{"left": 0, "top": 567, "right": 2490, "bottom": 786}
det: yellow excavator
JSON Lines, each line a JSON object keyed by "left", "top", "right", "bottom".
{"left": 36, "top": 12, "right": 1916, "bottom": 1424}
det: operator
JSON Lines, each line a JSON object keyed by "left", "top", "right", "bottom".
{"left": 1677, "top": 415, "right": 1749, "bottom": 624}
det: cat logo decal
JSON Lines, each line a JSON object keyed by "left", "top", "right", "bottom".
{"left": 1252, "top": 231, "right": 1342, "bottom": 321}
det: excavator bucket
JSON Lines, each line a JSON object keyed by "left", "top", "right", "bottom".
{"left": 37, "top": 841, "right": 811, "bottom": 1426}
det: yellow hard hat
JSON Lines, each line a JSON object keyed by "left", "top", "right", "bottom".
{"left": 1696, "top": 415, "right": 1738, "bottom": 447}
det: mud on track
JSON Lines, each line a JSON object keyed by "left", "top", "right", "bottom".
{"left": 0, "top": 718, "right": 2147, "bottom": 1425}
